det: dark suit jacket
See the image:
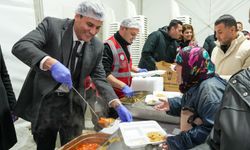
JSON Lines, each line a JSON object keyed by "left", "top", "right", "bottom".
{"left": 12, "top": 17, "right": 118, "bottom": 129}
{"left": 0, "top": 46, "right": 17, "bottom": 150}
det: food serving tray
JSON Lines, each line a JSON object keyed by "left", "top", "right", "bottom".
{"left": 120, "top": 91, "right": 150, "bottom": 105}
{"left": 119, "top": 120, "right": 167, "bottom": 148}
{"left": 59, "top": 132, "right": 110, "bottom": 150}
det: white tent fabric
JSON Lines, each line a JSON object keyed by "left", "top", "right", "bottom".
{"left": 175, "top": 0, "right": 250, "bottom": 44}
{"left": 142, "top": 0, "right": 250, "bottom": 44}
{"left": 0, "top": 0, "right": 35, "bottom": 97}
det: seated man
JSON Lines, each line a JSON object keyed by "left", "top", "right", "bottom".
{"left": 155, "top": 46, "right": 226, "bottom": 149}
{"left": 211, "top": 14, "right": 250, "bottom": 80}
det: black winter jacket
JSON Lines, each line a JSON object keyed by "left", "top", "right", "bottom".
{"left": 138, "top": 26, "right": 179, "bottom": 70}
{"left": 0, "top": 46, "right": 17, "bottom": 150}
{"left": 203, "top": 34, "right": 216, "bottom": 57}
{"left": 207, "top": 68, "right": 250, "bottom": 150}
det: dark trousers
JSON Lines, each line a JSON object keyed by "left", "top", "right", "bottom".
{"left": 33, "top": 92, "right": 85, "bottom": 150}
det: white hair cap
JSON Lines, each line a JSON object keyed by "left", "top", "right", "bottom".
{"left": 75, "top": 1, "right": 105, "bottom": 21}
{"left": 120, "top": 18, "right": 141, "bottom": 30}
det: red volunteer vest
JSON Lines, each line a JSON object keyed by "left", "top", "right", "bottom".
{"left": 105, "top": 36, "right": 132, "bottom": 98}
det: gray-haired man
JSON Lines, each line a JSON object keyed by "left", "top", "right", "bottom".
{"left": 12, "top": 1, "right": 132, "bottom": 149}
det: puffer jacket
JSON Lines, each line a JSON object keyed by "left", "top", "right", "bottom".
{"left": 206, "top": 68, "right": 250, "bottom": 150}
{"left": 138, "top": 26, "right": 179, "bottom": 71}
{"left": 166, "top": 76, "right": 226, "bottom": 149}
{"left": 211, "top": 32, "right": 250, "bottom": 80}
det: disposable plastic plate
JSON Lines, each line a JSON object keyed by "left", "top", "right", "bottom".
{"left": 119, "top": 120, "right": 167, "bottom": 148}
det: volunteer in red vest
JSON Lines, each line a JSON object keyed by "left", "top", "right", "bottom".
{"left": 102, "top": 18, "right": 147, "bottom": 117}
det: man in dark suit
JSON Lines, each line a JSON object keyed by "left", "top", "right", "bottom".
{"left": 12, "top": 1, "right": 132, "bottom": 150}
{"left": 0, "top": 46, "right": 17, "bottom": 150}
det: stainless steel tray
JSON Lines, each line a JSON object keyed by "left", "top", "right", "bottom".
{"left": 120, "top": 91, "right": 150, "bottom": 105}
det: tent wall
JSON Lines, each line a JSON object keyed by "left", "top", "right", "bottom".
{"left": 0, "top": 0, "right": 36, "bottom": 96}
{"left": 139, "top": 0, "right": 180, "bottom": 33}
{"left": 173, "top": 0, "right": 250, "bottom": 45}
{"left": 138, "top": 0, "right": 250, "bottom": 44}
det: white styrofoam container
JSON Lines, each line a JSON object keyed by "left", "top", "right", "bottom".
{"left": 131, "top": 70, "right": 166, "bottom": 77}
{"left": 131, "top": 77, "right": 163, "bottom": 92}
{"left": 119, "top": 120, "right": 167, "bottom": 149}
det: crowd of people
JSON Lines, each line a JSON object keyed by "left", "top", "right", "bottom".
{"left": 1, "top": 1, "right": 250, "bottom": 150}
